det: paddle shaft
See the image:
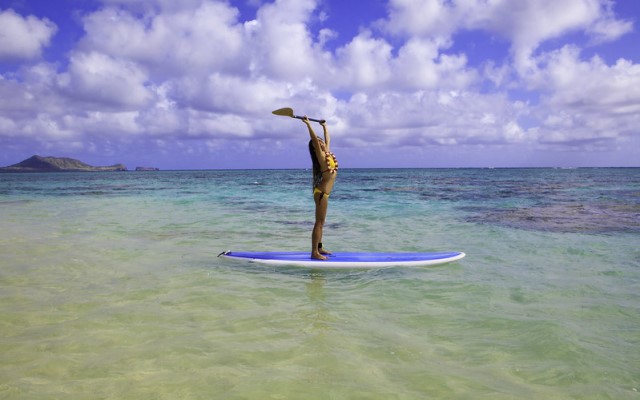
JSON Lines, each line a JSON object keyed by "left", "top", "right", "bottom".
{"left": 293, "top": 115, "right": 326, "bottom": 124}
{"left": 272, "top": 108, "right": 326, "bottom": 124}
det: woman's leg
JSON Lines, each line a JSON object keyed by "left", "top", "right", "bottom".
{"left": 312, "top": 192, "right": 329, "bottom": 260}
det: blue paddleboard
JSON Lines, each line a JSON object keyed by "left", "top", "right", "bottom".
{"left": 218, "top": 251, "right": 465, "bottom": 268}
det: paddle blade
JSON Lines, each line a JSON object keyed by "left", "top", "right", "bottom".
{"left": 272, "top": 107, "right": 295, "bottom": 118}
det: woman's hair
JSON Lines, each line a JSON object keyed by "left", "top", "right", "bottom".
{"left": 308, "top": 140, "right": 322, "bottom": 189}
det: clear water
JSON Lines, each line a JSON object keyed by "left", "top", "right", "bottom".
{"left": 1, "top": 169, "right": 638, "bottom": 399}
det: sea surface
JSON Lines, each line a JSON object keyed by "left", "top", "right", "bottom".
{"left": 0, "top": 168, "right": 638, "bottom": 399}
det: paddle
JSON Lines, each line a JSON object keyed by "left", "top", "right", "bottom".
{"left": 272, "top": 107, "right": 326, "bottom": 124}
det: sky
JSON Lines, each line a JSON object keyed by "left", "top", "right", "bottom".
{"left": 0, "top": 0, "right": 639, "bottom": 169}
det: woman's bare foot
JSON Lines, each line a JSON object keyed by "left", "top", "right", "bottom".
{"left": 311, "top": 251, "right": 327, "bottom": 260}
{"left": 319, "top": 247, "right": 332, "bottom": 255}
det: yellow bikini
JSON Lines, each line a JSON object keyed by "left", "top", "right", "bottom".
{"left": 322, "top": 152, "right": 338, "bottom": 174}
{"left": 314, "top": 187, "right": 329, "bottom": 198}
{"left": 314, "top": 151, "right": 338, "bottom": 200}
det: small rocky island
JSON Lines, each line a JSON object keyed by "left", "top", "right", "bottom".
{"left": 135, "top": 166, "right": 160, "bottom": 171}
{"left": 0, "top": 155, "right": 127, "bottom": 173}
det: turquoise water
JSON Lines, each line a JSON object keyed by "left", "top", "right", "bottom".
{"left": 0, "top": 168, "right": 638, "bottom": 399}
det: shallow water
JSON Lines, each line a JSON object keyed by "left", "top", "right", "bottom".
{"left": 1, "top": 169, "right": 639, "bottom": 399}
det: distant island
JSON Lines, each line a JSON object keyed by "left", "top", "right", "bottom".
{"left": 135, "top": 166, "right": 160, "bottom": 171}
{"left": 0, "top": 155, "right": 127, "bottom": 173}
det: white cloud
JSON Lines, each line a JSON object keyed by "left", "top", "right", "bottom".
{"left": 380, "top": 0, "right": 632, "bottom": 73}
{"left": 0, "top": 63, "right": 64, "bottom": 131}
{"left": 370, "top": 0, "right": 638, "bottom": 152}
{"left": 248, "top": 0, "right": 322, "bottom": 81}
{"left": 587, "top": 0, "right": 633, "bottom": 44}
{"left": 476, "top": 0, "right": 602, "bottom": 70}
{"left": 57, "top": 51, "right": 154, "bottom": 109}
{"left": 176, "top": 73, "right": 291, "bottom": 116}
{"left": 184, "top": 111, "right": 256, "bottom": 139}
{"left": 21, "top": 113, "right": 76, "bottom": 140}
{"left": 0, "top": 0, "right": 637, "bottom": 166}
{"left": 0, "top": 115, "right": 18, "bottom": 135}
{"left": 528, "top": 45, "right": 640, "bottom": 145}
{"left": 331, "top": 34, "right": 476, "bottom": 93}
{"left": 337, "top": 89, "right": 529, "bottom": 148}
{"left": 0, "top": 9, "right": 57, "bottom": 61}
{"left": 79, "top": 3, "right": 246, "bottom": 78}
{"left": 99, "top": 0, "right": 207, "bottom": 13}
{"left": 537, "top": 47, "right": 640, "bottom": 112}
{"left": 69, "top": 111, "right": 141, "bottom": 138}
{"left": 393, "top": 39, "right": 441, "bottom": 88}
{"left": 334, "top": 31, "right": 393, "bottom": 90}
{"left": 382, "top": 0, "right": 454, "bottom": 38}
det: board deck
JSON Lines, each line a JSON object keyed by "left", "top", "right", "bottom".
{"left": 218, "top": 251, "right": 465, "bottom": 268}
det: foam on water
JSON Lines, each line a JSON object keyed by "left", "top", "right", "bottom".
{"left": 1, "top": 169, "right": 639, "bottom": 399}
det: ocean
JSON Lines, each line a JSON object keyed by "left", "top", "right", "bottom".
{"left": 0, "top": 168, "right": 638, "bottom": 399}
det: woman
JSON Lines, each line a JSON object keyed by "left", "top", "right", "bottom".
{"left": 302, "top": 116, "right": 338, "bottom": 260}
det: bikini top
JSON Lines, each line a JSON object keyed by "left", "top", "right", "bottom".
{"left": 322, "top": 151, "right": 338, "bottom": 174}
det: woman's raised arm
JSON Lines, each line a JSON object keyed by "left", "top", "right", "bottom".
{"left": 320, "top": 120, "right": 330, "bottom": 150}
{"left": 302, "top": 116, "right": 325, "bottom": 161}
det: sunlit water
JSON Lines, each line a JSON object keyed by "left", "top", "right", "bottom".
{"left": 1, "top": 169, "right": 638, "bottom": 399}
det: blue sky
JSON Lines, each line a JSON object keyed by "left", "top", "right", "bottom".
{"left": 0, "top": 0, "right": 639, "bottom": 169}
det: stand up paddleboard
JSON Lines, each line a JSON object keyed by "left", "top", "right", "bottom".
{"left": 218, "top": 251, "right": 465, "bottom": 269}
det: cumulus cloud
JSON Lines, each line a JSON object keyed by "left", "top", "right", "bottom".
{"left": 533, "top": 47, "right": 640, "bottom": 113}
{"left": 249, "top": 0, "right": 323, "bottom": 81}
{"left": 0, "top": 9, "right": 57, "bottom": 61}
{"left": 527, "top": 45, "right": 640, "bottom": 145}
{"left": 57, "top": 51, "right": 154, "bottom": 109}
{"left": 339, "top": 89, "right": 528, "bottom": 149}
{"left": 380, "top": 0, "right": 633, "bottom": 73}
{"left": 79, "top": 3, "right": 246, "bottom": 78}
{"left": 0, "top": 0, "right": 637, "bottom": 167}
{"left": 586, "top": 0, "right": 633, "bottom": 44}
{"left": 394, "top": 38, "right": 477, "bottom": 90}
{"left": 334, "top": 31, "right": 393, "bottom": 90}
{"left": 475, "top": 0, "right": 603, "bottom": 70}
{"left": 0, "top": 63, "right": 65, "bottom": 135}
{"left": 382, "top": 0, "right": 454, "bottom": 38}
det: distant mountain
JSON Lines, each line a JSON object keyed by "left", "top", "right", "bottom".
{"left": 0, "top": 155, "right": 127, "bottom": 172}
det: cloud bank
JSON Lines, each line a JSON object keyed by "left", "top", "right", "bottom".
{"left": 0, "top": 9, "right": 57, "bottom": 60}
{"left": 0, "top": 0, "right": 638, "bottom": 167}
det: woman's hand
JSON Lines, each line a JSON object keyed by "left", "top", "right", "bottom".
{"left": 302, "top": 116, "right": 311, "bottom": 125}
